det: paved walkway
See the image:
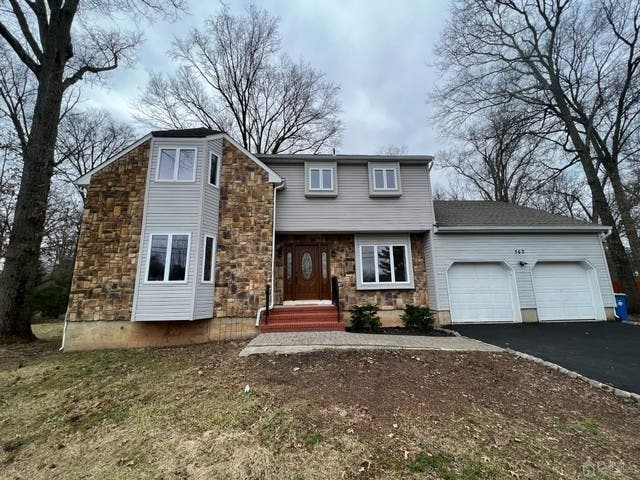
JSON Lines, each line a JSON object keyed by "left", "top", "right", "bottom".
{"left": 239, "top": 331, "right": 502, "bottom": 356}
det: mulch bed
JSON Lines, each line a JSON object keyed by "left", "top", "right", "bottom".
{"left": 346, "top": 327, "right": 453, "bottom": 336}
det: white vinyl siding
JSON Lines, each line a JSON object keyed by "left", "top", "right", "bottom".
{"left": 429, "top": 232, "right": 615, "bottom": 319}
{"left": 355, "top": 234, "right": 415, "bottom": 290}
{"left": 272, "top": 162, "right": 432, "bottom": 231}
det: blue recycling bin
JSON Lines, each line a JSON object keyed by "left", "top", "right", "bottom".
{"left": 615, "top": 293, "right": 628, "bottom": 321}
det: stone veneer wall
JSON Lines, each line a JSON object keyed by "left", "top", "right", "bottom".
{"left": 214, "top": 140, "right": 274, "bottom": 319}
{"left": 66, "top": 140, "right": 150, "bottom": 322}
{"left": 274, "top": 233, "right": 428, "bottom": 310}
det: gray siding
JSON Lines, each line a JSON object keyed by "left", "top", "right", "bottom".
{"left": 423, "top": 232, "right": 438, "bottom": 310}
{"left": 430, "top": 232, "right": 615, "bottom": 312}
{"left": 133, "top": 137, "right": 212, "bottom": 321}
{"left": 193, "top": 139, "right": 223, "bottom": 319}
{"left": 270, "top": 162, "right": 434, "bottom": 232}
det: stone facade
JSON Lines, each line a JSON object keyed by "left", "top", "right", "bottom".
{"left": 214, "top": 140, "right": 275, "bottom": 319}
{"left": 274, "top": 233, "right": 428, "bottom": 312}
{"left": 66, "top": 140, "right": 150, "bottom": 323}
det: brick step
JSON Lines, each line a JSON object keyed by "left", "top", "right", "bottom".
{"left": 270, "top": 305, "right": 336, "bottom": 314}
{"left": 260, "top": 322, "right": 345, "bottom": 333}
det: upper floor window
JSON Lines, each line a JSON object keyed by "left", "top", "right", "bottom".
{"left": 305, "top": 162, "right": 338, "bottom": 197}
{"left": 209, "top": 153, "right": 220, "bottom": 187}
{"left": 147, "top": 233, "right": 190, "bottom": 283}
{"left": 368, "top": 162, "right": 401, "bottom": 196}
{"left": 309, "top": 167, "right": 333, "bottom": 190}
{"left": 157, "top": 148, "right": 196, "bottom": 182}
{"left": 373, "top": 168, "right": 397, "bottom": 190}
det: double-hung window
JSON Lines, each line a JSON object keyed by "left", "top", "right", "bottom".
{"left": 202, "top": 235, "right": 216, "bottom": 283}
{"left": 147, "top": 233, "right": 190, "bottom": 282}
{"left": 157, "top": 148, "right": 196, "bottom": 181}
{"left": 359, "top": 244, "right": 409, "bottom": 285}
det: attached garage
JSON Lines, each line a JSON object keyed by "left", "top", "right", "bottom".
{"left": 532, "top": 262, "right": 604, "bottom": 321}
{"left": 427, "top": 201, "right": 616, "bottom": 325}
{"left": 448, "top": 262, "right": 520, "bottom": 323}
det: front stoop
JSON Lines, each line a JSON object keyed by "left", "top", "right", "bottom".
{"left": 260, "top": 305, "right": 345, "bottom": 333}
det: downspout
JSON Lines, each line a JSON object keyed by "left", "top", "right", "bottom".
{"left": 256, "top": 179, "right": 286, "bottom": 326}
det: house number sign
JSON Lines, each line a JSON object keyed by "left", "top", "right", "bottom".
{"left": 514, "top": 249, "right": 525, "bottom": 254}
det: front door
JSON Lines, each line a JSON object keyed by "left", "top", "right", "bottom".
{"left": 283, "top": 244, "right": 331, "bottom": 301}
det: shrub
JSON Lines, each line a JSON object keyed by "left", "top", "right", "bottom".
{"left": 349, "top": 304, "right": 381, "bottom": 333}
{"left": 401, "top": 305, "right": 435, "bottom": 332}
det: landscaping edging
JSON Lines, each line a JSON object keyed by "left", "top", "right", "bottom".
{"left": 506, "top": 348, "right": 640, "bottom": 403}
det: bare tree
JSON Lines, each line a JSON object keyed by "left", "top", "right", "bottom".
{"left": 55, "top": 109, "right": 136, "bottom": 201}
{"left": 135, "top": 4, "right": 342, "bottom": 154}
{"left": 433, "top": 0, "right": 640, "bottom": 312}
{"left": 377, "top": 144, "right": 409, "bottom": 156}
{"left": 440, "top": 109, "right": 555, "bottom": 204}
{"left": 0, "top": 0, "right": 184, "bottom": 341}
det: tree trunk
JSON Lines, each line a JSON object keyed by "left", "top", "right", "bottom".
{"left": 606, "top": 165, "right": 640, "bottom": 271}
{"left": 548, "top": 81, "right": 640, "bottom": 313}
{"left": 0, "top": 72, "right": 64, "bottom": 341}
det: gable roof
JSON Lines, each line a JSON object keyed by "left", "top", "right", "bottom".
{"left": 76, "top": 130, "right": 282, "bottom": 185}
{"left": 433, "top": 200, "right": 609, "bottom": 232}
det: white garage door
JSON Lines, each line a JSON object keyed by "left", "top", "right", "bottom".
{"left": 448, "top": 263, "right": 517, "bottom": 323}
{"left": 532, "top": 262, "right": 597, "bottom": 321}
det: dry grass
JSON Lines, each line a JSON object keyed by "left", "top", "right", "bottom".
{"left": 1, "top": 323, "right": 639, "bottom": 479}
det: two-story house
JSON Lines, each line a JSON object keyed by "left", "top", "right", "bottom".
{"left": 63, "top": 128, "right": 616, "bottom": 350}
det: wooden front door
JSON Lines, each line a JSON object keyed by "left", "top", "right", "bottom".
{"left": 283, "top": 244, "right": 331, "bottom": 301}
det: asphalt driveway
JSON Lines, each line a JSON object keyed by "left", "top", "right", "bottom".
{"left": 452, "top": 322, "right": 640, "bottom": 394}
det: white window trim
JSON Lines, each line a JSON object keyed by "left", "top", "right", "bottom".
{"left": 359, "top": 244, "right": 411, "bottom": 286}
{"left": 145, "top": 232, "right": 191, "bottom": 284}
{"left": 304, "top": 161, "right": 338, "bottom": 197}
{"left": 308, "top": 167, "right": 334, "bottom": 191}
{"left": 368, "top": 162, "right": 402, "bottom": 197}
{"left": 156, "top": 147, "right": 198, "bottom": 182}
{"left": 372, "top": 167, "right": 398, "bottom": 190}
{"left": 201, "top": 235, "right": 217, "bottom": 284}
{"left": 208, "top": 152, "right": 220, "bottom": 187}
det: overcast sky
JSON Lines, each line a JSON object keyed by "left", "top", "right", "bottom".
{"left": 85, "top": 0, "right": 449, "bottom": 167}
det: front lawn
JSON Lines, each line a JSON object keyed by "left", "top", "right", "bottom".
{"left": 1, "top": 323, "right": 639, "bottom": 479}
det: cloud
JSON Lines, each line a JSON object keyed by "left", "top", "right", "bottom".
{"left": 87, "top": 0, "right": 450, "bottom": 156}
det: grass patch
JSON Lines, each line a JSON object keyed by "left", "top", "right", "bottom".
{"left": 1, "top": 324, "right": 639, "bottom": 479}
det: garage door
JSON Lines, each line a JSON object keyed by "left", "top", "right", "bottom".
{"left": 448, "top": 263, "right": 517, "bottom": 323}
{"left": 532, "top": 262, "right": 596, "bottom": 321}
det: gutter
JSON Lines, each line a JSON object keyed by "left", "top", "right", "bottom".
{"left": 434, "top": 225, "right": 611, "bottom": 234}
{"left": 256, "top": 179, "right": 286, "bottom": 326}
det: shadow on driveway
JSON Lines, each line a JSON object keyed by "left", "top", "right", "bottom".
{"left": 452, "top": 322, "right": 640, "bottom": 394}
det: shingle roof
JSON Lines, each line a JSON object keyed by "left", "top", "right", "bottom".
{"left": 151, "top": 127, "right": 223, "bottom": 138}
{"left": 433, "top": 200, "right": 600, "bottom": 228}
